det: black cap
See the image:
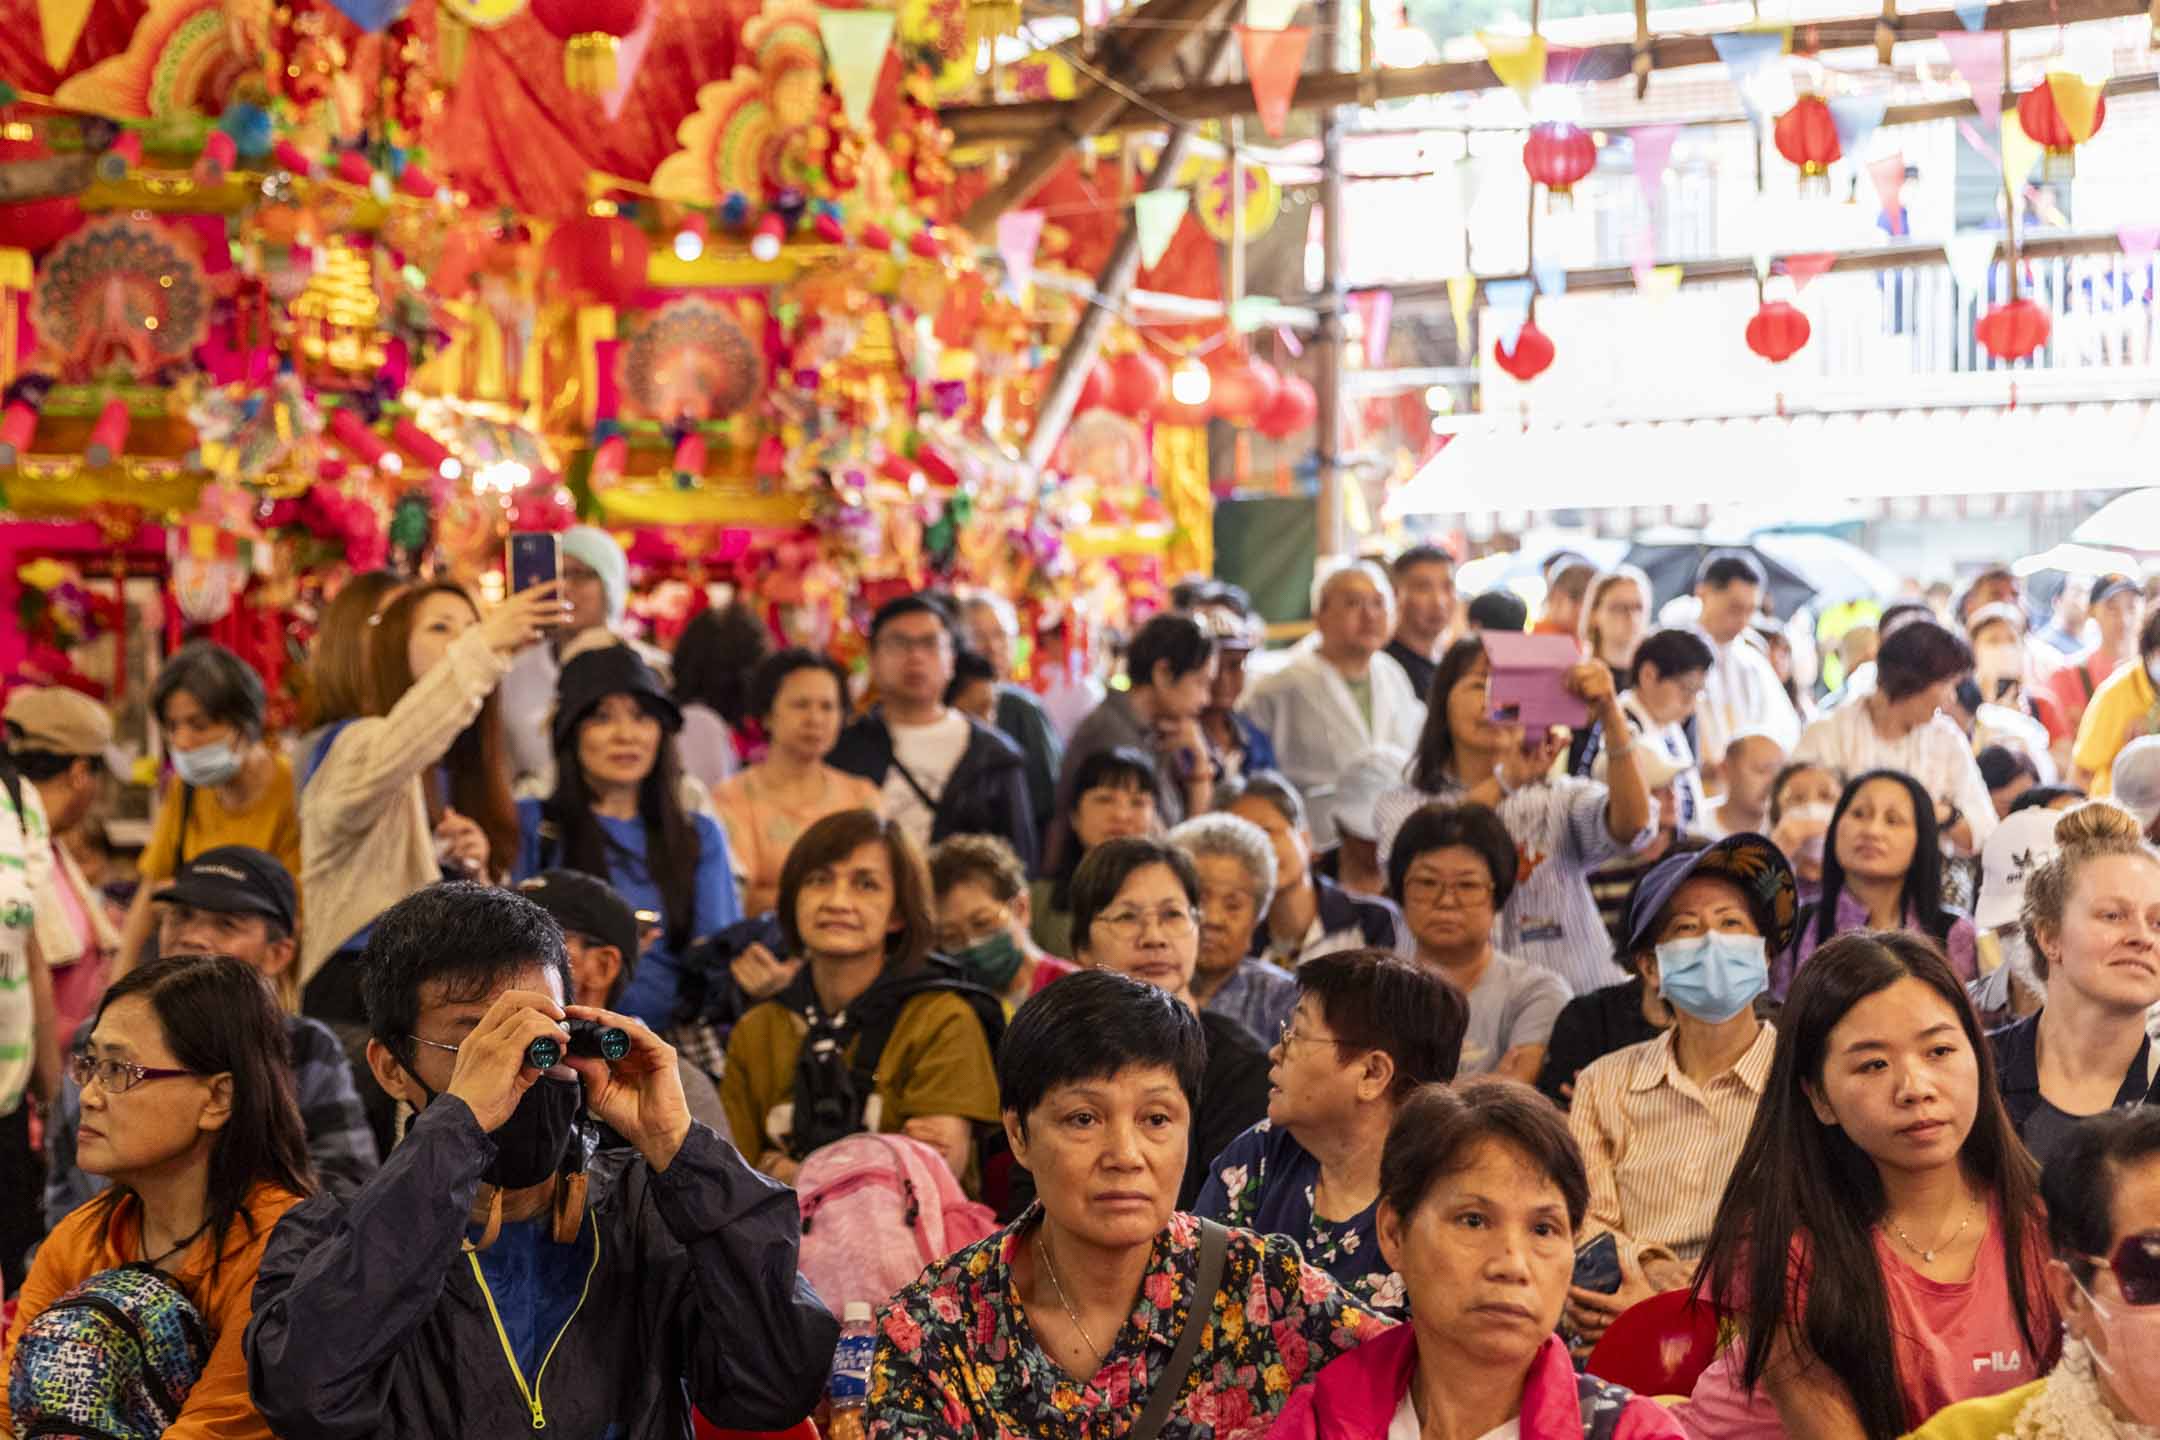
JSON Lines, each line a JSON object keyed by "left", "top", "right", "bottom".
{"left": 159, "top": 845, "right": 298, "bottom": 933}
{"left": 1620, "top": 832, "right": 1798, "bottom": 959}
{"left": 1466, "top": 588, "right": 1530, "bottom": 632}
{"left": 518, "top": 869, "right": 640, "bottom": 971}
{"left": 2092, "top": 574, "right": 2140, "bottom": 607}
{"left": 551, "top": 645, "right": 683, "bottom": 751}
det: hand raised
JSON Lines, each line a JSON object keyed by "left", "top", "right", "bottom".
{"left": 443, "top": 990, "right": 568, "bottom": 1133}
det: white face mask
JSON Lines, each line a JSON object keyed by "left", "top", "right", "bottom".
{"left": 1979, "top": 642, "right": 2022, "bottom": 679}
{"left": 2077, "top": 1272, "right": 2160, "bottom": 1429}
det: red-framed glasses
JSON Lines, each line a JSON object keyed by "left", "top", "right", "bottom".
{"left": 2087, "top": 1230, "right": 2160, "bottom": 1308}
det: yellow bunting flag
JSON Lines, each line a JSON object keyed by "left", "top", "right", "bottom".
{"left": 2046, "top": 70, "right": 2104, "bottom": 144}
{"left": 39, "top": 0, "right": 93, "bottom": 69}
{"left": 1477, "top": 30, "right": 1549, "bottom": 103}
{"left": 818, "top": 8, "right": 897, "bottom": 128}
{"left": 1447, "top": 274, "right": 1477, "bottom": 348}
{"left": 1638, "top": 264, "right": 1684, "bottom": 301}
{"left": 2000, "top": 111, "right": 2044, "bottom": 186}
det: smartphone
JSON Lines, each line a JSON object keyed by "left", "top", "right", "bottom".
{"left": 507, "top": 531, "right": 561, "bottom": 599}
{"left": 1572, "top": 1231, "right": 1623, "bottom": 1294}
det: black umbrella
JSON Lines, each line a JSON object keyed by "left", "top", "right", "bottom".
{"left": 1622, "top": 541, "right": 1819, "bottom": 620}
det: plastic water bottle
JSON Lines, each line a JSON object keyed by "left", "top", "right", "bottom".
{"left": 827, "top": 1301, "right": 875, "bottom": 1440}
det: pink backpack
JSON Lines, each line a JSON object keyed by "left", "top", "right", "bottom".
{"left": 794, "top": 1132, "right": 1000, "bottom": 1312}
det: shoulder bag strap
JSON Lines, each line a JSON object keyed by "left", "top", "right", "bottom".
{"left": 1129, "top": 1218, "right": 1231, "bottom": 1440}
{"left": 176, "top": 781, "right": 196, "bottom": 866}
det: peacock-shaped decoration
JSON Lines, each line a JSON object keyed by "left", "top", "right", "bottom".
{"left": 31, "top": 216, "right": 211, "bottom": 382}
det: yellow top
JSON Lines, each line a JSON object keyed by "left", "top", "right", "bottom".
{"left": 1900, "top": 1378, "right": 2044, "bottom": 1440}
{"left": 2070, "top": 661, "right": 2159, "bottom": 796}
{"left": 139, "top": 754, "right": 303, "bottom": 885}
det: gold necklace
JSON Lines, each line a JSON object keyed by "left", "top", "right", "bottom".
{"left": 1885, "top": 1198, "right": 1975, "bottom": 1264}
{"left": 1034, "top": 1232, "right": 1105, "bottom": 1367}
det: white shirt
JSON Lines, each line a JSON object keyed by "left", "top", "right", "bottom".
{"left": 1697, "top": 634, "right": 1800, "bottom": 765}
{"left": 882, "top": 709, "right": 972, "bottom": 849}
{"left": 1239, "top": 649, "right": 1426, "bottom": 847}
{"left": 1793, "top": 698, "right": 1999, "bottom": 849}
{"left": 0, "top": 780, "right": 54, "bottom": 1115}
{"left": 1389, "top": 1394, "right": 1518, "bottom": 1440}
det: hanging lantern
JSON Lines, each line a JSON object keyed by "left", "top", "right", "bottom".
{"left": 1108, "top": 351, "right": 1168, "bottom": 418}
{"left": 1209, "top": 353, "right": 1282, "bottom": 426}
{"left": 540, "top": 212, "right": 650, "bottom": 305}
{"left": 1522, "top": 122, "right": 1597, "bottom": 205}
{"left": 2015, "top": 82, "right": 2107, "bottom": 180}
{"left": 1492, "top": 321, "right": 1555, "bottom": 382}
{"left": 1256, "top": 375, "right": 1318, "bottom": 438}
{"left": 1075, "top": 359, "right": 1112, "bottom": 413}
{"left": 1976, "top": 298, "right": 2051, "bottom": 361}
{"left": 1745, "top": 301, "right": 1812, "bottom": 363}
{"left": 528, "top": 0, "right": 648, "bottom": 93}
{"left": 1773, "top": 96, "right": 1842, "bottom": 186}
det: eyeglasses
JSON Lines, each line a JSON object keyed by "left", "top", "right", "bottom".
{"left": 2087, "top": 1230, "right": 2160, "bottom": 1307}
{"left": 406, "top": 1034, "right": 463, "bottom": 1057}
{"left": 70, "top": 1050, "right": 197, "bottom": 1095}
{"left": 1404, "top": 876, "right": 1495, "bottom": 906}
{"left": 1095, "top": 905, "right": 1199, "bottom": 940}
{"left": 1277, "top": 1019, "right": 1352, "bottom": 1051}
{"left": 876, "top": 631, "right": 950, "bottom": 656}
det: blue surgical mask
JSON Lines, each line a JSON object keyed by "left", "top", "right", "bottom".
{"left": 1655, "top": 932, "right": 1768, "bottom": 1023}
{"left": 171, "top": 739, "right": 242, "bottom": 789}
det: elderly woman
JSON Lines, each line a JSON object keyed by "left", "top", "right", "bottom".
{"left": 1907, "top": 1106, "right": 2160, "bottom": 1439}
{"left": 928, "top": 832, "right": 1075, "bottom": 1014}
{"left": 1196, "top": 948, "right": 1467, "bottom": 1316}
{"left": 1170, "top": 812, "right": 1301, "bottom": 1044}
{"left": 1273, "top": 1080, "right": 1686, "bottom": 1440}
{"left": 1562, "top": 834, "right": 1797, "bottom": 1349}
{"left": 867, "top": 969, "right": 1392, "bottom": 1439}
{"left": 1069, "top": 836, "right": 1273, "bottom": 1208}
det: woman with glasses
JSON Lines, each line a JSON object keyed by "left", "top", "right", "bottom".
{"left": 1195, "top": 948, "right": 1467, "bottom": 1316}
{"left": 1390, "top": 802, "right": 1569, "bottom": 1084}
{"left": 1069, "top": 836, "right": 1272, "bottom": 1208}
{"left": 1909, "top": 1106, "right": 2160, "bottom": 1438}
{"left": 2, "top": 954, "right": 311, "bottom": 1440}
{"left": 928, "top": 833, "right": 1075, "bottom": 1014}
{"left": 1029, "top": 747, "right": 1161, "bottom": 960}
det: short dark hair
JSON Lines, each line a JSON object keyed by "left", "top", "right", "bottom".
{"left": 1877, "top": 599, "right": 1935, "bottom": 639}
{"left": 2043, "top": 1107, "right": 2160, "bottom": 1284}
{"left": 1632, "top": 627, "right": 1717, "bottom": 686}
{"left": 672, "top": 603, "right": 772, "bottom": 727}
{"left": 1466, "top": 590, "right": 1528, "bottom": 632}
{"left": 1391, "top": 544, "right": 1454, "bottom": 581}
{"left": 748, "top": 646, "right": 852, "bottom": 721}
{"left": 1388, "top": 802, "right": 1518, "bottom": 910}
{"left": 869, "top": 594, "right": 955, "bottom": 646}
{"left": 1298, "top": 948, "right": 1467, "bottom": 1100}
{"left": 1380, "top": 1078, "right": 1589, "bottom": 1231}
{"left": 2008, "top": 783, "right": 2086, "bottom": 815}
{"left": 152, "top": 640, "right": 267, "bottom": 740}
{"left": 945, "top": 649, "right": 998, "bottom": 705}
{"left": 1127, "top": 613, "right": 1215, "bottom": 687}
{"left": 1874, "top": 619, "right": 1975, "bottom": 702}
{"left": 776, "top": 809, "right": 936, "bottom": 971}
{"left": 1222, "top": 768, "right": 1308, "bottom": 834}
{"left": 1977, "top": 744, "right": 2041, "bottom": 792}
{"left": 2140, "top": 605, "right": 2160, "bottom": 659}
{"left": 1696, "top": 549, "right": 1766, "bottom": 593}
{"left": 1070, "top": 835, "right": 1200, "bottom": 956}
{"left": 8, "top": 748, "right": 86, "bottom": 783}
{"left": 929, "top": 832, "right": 1028, "bottom": 905}
{"left": 1954, "top": 567, "right": 2018, "bottom": 623}
{"left": 1072, "top": 745, "right": 1158, "bottom": 804}
{"left": 997, "top": 968, "right": 1208, "bottom": 1133}
{"left": 361, "top": 882, "right": 573, "bottom": 1055}
{"left": 1547, "top": 562, "right": 1598, "bottom": 603}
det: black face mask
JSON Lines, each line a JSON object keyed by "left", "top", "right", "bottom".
{"left": 417, "top": 1072, "right": 582, "bottom": 1190}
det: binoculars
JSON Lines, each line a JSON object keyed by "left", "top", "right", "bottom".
{"left": 526, "top": 1018, "right": 631, "bottom": 1071}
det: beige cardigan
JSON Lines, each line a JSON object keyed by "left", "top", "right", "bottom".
{"left": 299, "top": 627, "right": 513, "bottom": 984}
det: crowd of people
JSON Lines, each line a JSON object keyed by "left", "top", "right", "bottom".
{"left": 1, "top": 527, "right": 2158, "bottom": 1440}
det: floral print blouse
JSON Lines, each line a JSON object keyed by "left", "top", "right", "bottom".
{"left": 867, "top": 1204, "right": 1391, "bottom": 1439}
{"left": 1194, "top": 1121, "right": 1406, "bottom": 1318}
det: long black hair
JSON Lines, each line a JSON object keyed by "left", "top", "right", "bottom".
{"left": 1408, "top": 636, "right": 1492, "bottom": 793}
{"left": 1812, "top": 769, "right": 1959, "bottom": 950}
{"left": 542, "top": 710, "right": 702, "bottom": 954}
{"left": 1693, "top": 931, "right": 2051, "bottom": 1440}
{"left": 90, "top": 955, "right": 313, "bottom": 1277}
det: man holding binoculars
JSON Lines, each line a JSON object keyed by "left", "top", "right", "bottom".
{"left": 244, "top": 880, "right": 837, "bottom": 1439}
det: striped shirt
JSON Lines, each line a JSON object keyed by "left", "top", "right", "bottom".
{"left": 1569, "top": 1022, "right": 1776, "bottom": 1269}
{"left": 0, "top": 777, "right": 53, "bottom": 1116}
{"left": 1375, "top": 776, "right": 1654, "bottom": 997}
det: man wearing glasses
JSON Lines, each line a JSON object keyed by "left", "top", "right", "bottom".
{"left": 829, "top": 594, "right": 1040, "bottom": 872}
{"left": 41, "top": 845, "right": 379, "bottom": 1232}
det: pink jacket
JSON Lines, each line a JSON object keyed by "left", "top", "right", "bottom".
{"left": 1270, "top": 1327, "right": 1687, "bottom": 1440}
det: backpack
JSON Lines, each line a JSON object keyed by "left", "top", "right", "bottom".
{"left": 7, "top": 1262, "right": 212, "bottom": 1440}
{"left": 794, "top": 1132, "right": 999, "bottom": 1312}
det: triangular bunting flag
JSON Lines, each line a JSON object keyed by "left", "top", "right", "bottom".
{"left": 1230, "top": 296, "right": 1277, "bottom": 332}
{"left": 1637, "top": 264, "right": 1683, "bottom": 301}
{"left": 1245, "top": 0, "right": 1299, "bottom": 27}
{"left": 819, "top": 8, "right": 897, "bottom": 127}
{"left": 1133, "top": 189, "right": 1189, "bottom": 269}
{"left": 1532, "top": 259, "right": 1568, "bottom": 298}
{"left": 1446, "top": 275, "right": 1476, "bottom": 349}
{"left": 1478, "top": 30, "right": 1549, "bottom": 103}
{"left": 1784, "top": 252, "right": 1835, "bottom": 291}
{"left": 2000, "top": 111, "right": 2044, "bottom": 188}
{"left": 2047, "top": 71, "right": 2104, "bottom": 145}
{"left": 2120, "top": 225, "right": 2160, "bottom": 264}
{"left": 1632, "top": 125, "right": 1680, "bottom": 213}
{"left": 1632, "top": 223, "right": 1657, "bottom": 286}
{"left": 1953, "top": 0, "right": 1987, "bottom": 27}
{"left": 1869, "top": 153, "right": 1908, "bottom": 221}
{"left": 1711, "top": 32, "right": 1785, "bottom": 121}
{"left": 1938, "top": 30, "right": 2005, "bottom": 135}
{"left": 1945, "top": 231, "right": 1997, "bottom": 294}
{"left": 601, "top": 0, "right": 660, "bottom": 121}
{"left": 38, "top": 0, "right": 93, "bottom": 69}
{"left": 996, "top": 209, "right": 1044, "bottom": 299}
{"left": 1485, "top": 278, "right": 1534, "bottom": 353}
{"left": 1360, "top": 289, "right": 1393, "bottom": 368}
{"left": 1828, "top": 93, "right": 1889, "bottom": 156}
{"left": 325, "top": 0, "right": 407, "bottom": 30}
{"left": 1239, "top": 25, "right": 1311, "bottom": 139}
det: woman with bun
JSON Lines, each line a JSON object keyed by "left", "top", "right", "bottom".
{"left": 1990, "top": 801, "right": 2160, "bottom": 1167}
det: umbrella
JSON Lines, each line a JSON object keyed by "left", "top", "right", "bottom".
{"left": 2072, "top": 490, "right": 2160, "bottom": 551}
{"left": 1750, "top": 533, "right": 1904, "bottom": 609}
{"left": 1622, "top": 540, "right": 1819, "bottom": 619}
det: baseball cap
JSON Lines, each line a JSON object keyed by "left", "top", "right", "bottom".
{"left": 2111, "top": 736, "right": 2160, "bottom": 831}
{"left": 518, "top": 869, "right": 641, "bottom": 967}
{"left": 1620, "top": 832, "right": 1799, "bottom": 959}
{"left": 160, "top": 845, "right": 298, "bottom": 933}
{"left": 551, "top": 644, "right": 683, "bottom": 751}
{"left": 1975, "top": 805, "right": 2067, "bottom": 930}
{"left": 1194, "top": 605, "right": 1261, "bottom": 653}
{"left": 1333, "top": 746, "right": 1410, "bottom": 843}
{"left": 3, "top": 686, "right": 113, "bottom": 757}
{"left": 2091, "top": 574, "right": 2140, "bottom": 607}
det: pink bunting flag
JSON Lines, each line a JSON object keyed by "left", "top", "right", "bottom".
{"left": 1239, "top": 25, "right": 1312, "bottom": 139}
{"left": 1868, "top": 153, "right": 1908, "bottom": 221}
{"left": 1938, "top": 30, "right": 2005, "bottom": 135}
{"left": 996, "top": 209, "right": 1045, "bottom": 298}
{"left": 1632, "top": 125, "right": 1680, "bottom": 214}
{"left": 1784, "top": 252, "right": 1835, "bottom": 291}
{"left": 600, "top": 0, "right": 660, "bottom": 121}
{"left": 2122, "top": 225, "right": 2160, "bottom": 265}
{"left": 1353, "top": 289, "right": 1394, "bottom": 368}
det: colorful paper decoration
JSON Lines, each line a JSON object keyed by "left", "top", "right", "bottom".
{"left": 39, "top": 0, "right": 94, "bottom": 69}
{"left": 2045, "top": 71, "right": 2105, "bottom": 144}
{"left": 1492, "top": 321, "right": 1554, "bottom": 381}
{"left": 1632, "top": 125, "right": 1680, "bottom": 210}
{"left": 619, "top": 299, "right": 762, "bottom": 420}
{"left": 1193, "top": 159, "right": 1282, "bottom": 244}
{"left": 746, "top": 2, "right": 826, "bottom": 125}
{"left": 1869, "top": 154, "right": 1909, "bottom": 221}
{"left": 1938, "top": 30, "right": 2005, "bottom": 135}
{"left": 1478, "top": 31, "right": 1549, "bottom": 104}
{"left": 1773, "top": 97, "right": 1840, "bottom": 179}
{"left": 1486, "top": 278, "right": 1534, "bottom": 353}
{"left": 2120, "top": 225, "right": 2160, "bottom": 265}
{"left": 600, "top": 0, "right": 660, "bottom": 120}
{"left": 651, "top": 73, "right": 777, "bottom": 205}
{"left": 1953, "top": 0, "right": 1987, "bottom": 27}
{"left": 1999, "top": 111, "right": 2045, "bottom": 188}
{"left": 1828, "top": 94, "right": 1889, "bottom": 156}
{"left": 1245, "top": 0, "right": 1300, "bottom": 28}
{"left": 52, "top": 0, "right": 262, "bottom": 118}
{"left": 1784, "top": 252, "right": 1835, "bottom": 291}
{"left": 1710, "top": 31, "right": 1786, "bottom": 122}
{"left": 325, "top": 0, "right": 411, "bottom": 32}
{"left": 1637, "top": 265, "right": 1684, "bottom": 300}
{"left": 996, "top": 209, "right": 1044, "bottom": 299}
{"left": 1354, "top": 289, "right": 1393, "bottom": 367}
{"left": 1523, "top": 123, "right": 1596, "bottom": 202}
{"left": 1944, "top": 231, "right": 1997, "bottom": 294}
{"left": 1746, "top": 301, "right": 1811, "bottom": 361}
{"left": 1134, "top": 189, "right": 1190, "bottom": 269}
{"left": 529, "top": 0, "right": 648, "bottom": 93}
{"left": 819, "top": 7, "right": 897, "bottom": 127}
{"left": 1447, "top": 275, "right": 1476, "bottom": 349}
{"left": 1239, "top": 25, "right": 1311, "bottom": 138}
{"left": 31, "top": 216, "right": 210, "bottom": 382}
{"left": 1533, "top": 259, "right": 1568, "bottom": 298}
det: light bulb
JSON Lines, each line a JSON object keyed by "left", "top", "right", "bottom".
{"left": 674, "top": 229, "right": 704, "bottom": 261}
{"left": 1170, "top": 358, "right": 1211, "bottom": 406}
{"left": 438, "top": 457, "right": 463, "bottom": 480}
{"left": 751, "top": 213, "right": 784, "bottom": 262}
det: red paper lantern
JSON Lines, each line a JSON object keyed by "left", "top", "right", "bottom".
{"left": 1523, "top": 122, "right": 1597, "bottom": 201}
{"left": 1774, "top": 96, "right": 1841, "bottom": 181}
{"left": 1745, "top": 301, "right": 1811, "bottom": 363}
{"left": 1976, "top": 298, "right": 2051, "bottom": 361}
{"left": 529, "top": 0, "right": 648, "bottom": 93}
{"left": 2016, "top": 83, "right": 2106, "bottom": 178}
{"left": 1256, "top": 375, "right": 1318, "bottom": 438}
{"left": 1492, "top": 321, "right": 1555, "bottom": 382}
{"left": 541, "top": 213, "right": 650, "bottom": 306}
{"left": 1108, "top": 351, "right": 1168, "bottom": 418}
{"left": 1075, "top": 359, "right": 1112, "bottom": 412}
{"left": 1157, "top": 394, "right": 1213, "bottom": 427}
{"left": 1209, "top": 353, "right": 1282, "bottom": 425}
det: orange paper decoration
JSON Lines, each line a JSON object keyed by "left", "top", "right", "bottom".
{"left": 1237, "top": 24, "right": 1311, "bottom": 139}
